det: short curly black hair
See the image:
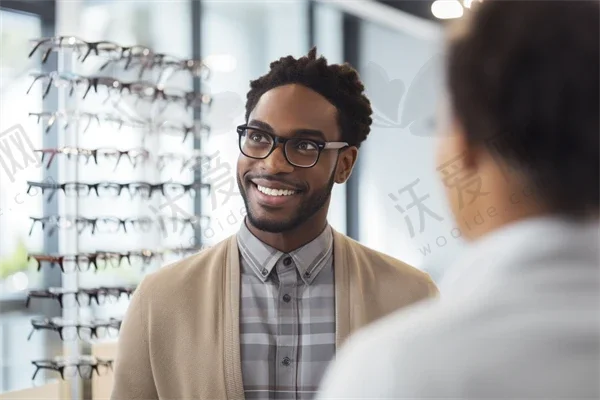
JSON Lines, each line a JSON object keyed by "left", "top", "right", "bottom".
{"left": 447, "top": 0, "right": 599, "bottom": 219}
{"left": 245, "top": 47, "right": 373, "bottom": 148}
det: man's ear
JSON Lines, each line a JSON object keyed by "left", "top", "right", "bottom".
{"left": 335, "top": 147, "right": 359, "bottom": 184}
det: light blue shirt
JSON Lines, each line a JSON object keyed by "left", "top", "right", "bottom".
{"left": 318, "top": 216, "right": 600, "bottom": 399}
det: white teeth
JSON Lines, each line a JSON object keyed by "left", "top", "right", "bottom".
{"left": 256, "top": 185, "right": 297, "bottom": 197}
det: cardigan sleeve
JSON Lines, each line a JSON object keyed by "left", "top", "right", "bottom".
{"left": 110, "top": 277, "right": 159, "bottom": 400}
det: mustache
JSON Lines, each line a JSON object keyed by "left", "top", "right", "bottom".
{"left": 245, "top": 174, "right": 305, "bottom": 191}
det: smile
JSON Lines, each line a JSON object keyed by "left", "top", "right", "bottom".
{"left": 249, "top": 180, "right": 302, "bottom": 208}
{"left": 256, "top": 184, "right": 297, "bottom": 197}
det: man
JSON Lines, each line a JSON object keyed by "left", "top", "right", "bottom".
{"left": 110, "top": 48, "right": 438, "bottom": 400}
{"left": 318, "top": 1, "right": 599, "bottom": 399}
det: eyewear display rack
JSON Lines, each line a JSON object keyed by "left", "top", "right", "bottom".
{"left": 24, "top": 36, "right": 213, "bottom": 400}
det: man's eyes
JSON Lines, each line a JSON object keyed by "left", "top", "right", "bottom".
{"left": 248, "top": 131, "right": 269, "bottom": 142}
{"left": 294, "top": 140, "right": 318, "bottom": 151}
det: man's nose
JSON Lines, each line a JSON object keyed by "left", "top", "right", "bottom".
{"left": 262, "top": 144, "right": 294, "bottom": 174}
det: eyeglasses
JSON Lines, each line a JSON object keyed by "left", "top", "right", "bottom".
{"left": 26, "top": 72, "right": 212, "bottom": 114}
{"left": 29, "top": 215, "right": 209, "bottom": 237}
{"left": 155, "top": 121, "right": 211, "bottom": 143}
{"left": 27, "top": 180, "right": 210, "bottom": 202}
{"left": 237, "top": 124, "right": 349, "bottom": 168}
{"left": 123, "top": 52, "right": 211, "bottom": 80}
{"left": 26, "top": 286, "right": 136, "bottom": 309}
{"left": 29, "top": 36, "right": 210, "bottom": 80}
{"left": 31, "top": 356, "right": 113, "bottom": 381}
{"left": 26, "top": 252, "right": 153, "bottom": 273}
{"left": 27, "top": 72, "right": 88, "bottom": 99}
{"left": 29, "top": 111, "right": 210, "bottom": 142}
{"left": 29, "top": 111, "right": 101, "bottom": 134}
{"left": 33, "top": 146, "right": 150, "bottom": 169}
{"left": 28, "top": 247, "right": 200, "bottom": 274}
{"left": 27, "top": 181, "right": 125, "bottom": 200}
{"left": 28, "top": 317, "right": 122, "bottom": 342}
{"left": 29, "top": 111, "right": 149, "bottom": 135}
{"left": 157, "top": 150, "right": 212, "bottom": 171}
{"left": 28, "top": 215, "right": 157, "bottom": 236}
{"left": 126, "top": 181, "right": 210, "bottom": 199}
{"left": 28, "top": 254, "right": 97, "bottom": 273}
{"left": 29, "top": 36, "right": 135, "bottom": 63}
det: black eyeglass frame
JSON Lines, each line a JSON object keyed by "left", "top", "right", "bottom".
{"left": 236, "top": 124, "right": 349, "bottom": 168}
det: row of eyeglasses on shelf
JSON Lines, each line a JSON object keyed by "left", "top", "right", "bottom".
{"left": 29, "top": 35, "right": 211, "bottom": 81}
{"left": 27, "top": 246, "right": 201, "bottom": 273}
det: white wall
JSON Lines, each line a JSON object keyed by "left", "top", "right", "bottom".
{"left": 356, "top": 19, "right": 464, "bottom": 283}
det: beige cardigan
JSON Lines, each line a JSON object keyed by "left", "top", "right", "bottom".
{"left": 110, "top": 229, "right": 439, "bottom": 400}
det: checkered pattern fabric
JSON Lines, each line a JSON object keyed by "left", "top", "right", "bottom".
{"left": 237, "top": 222, "right": 335, "bottom": 400}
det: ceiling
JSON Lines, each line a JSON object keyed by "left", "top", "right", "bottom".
{"left": 376, "top": 0, "right": 440, "bottom": 22}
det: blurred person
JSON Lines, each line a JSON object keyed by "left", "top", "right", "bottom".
{"left": 110, "top": 47, "right": 438, "bottom": 400}
{"left": 318, "top": 1, "right": 600, "bottom": 399}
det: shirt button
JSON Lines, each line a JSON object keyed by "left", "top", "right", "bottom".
{"left": 282, "top": 357, "right": 291, "bottom": 366}
{"left": 283, "top": 294, "right": 291, "bottom": 303}
{"left": 261, "top": 268, "right": 268, "bottom": 276}
{"left": 283, "top": 257, "right": 292, "bottom": 266}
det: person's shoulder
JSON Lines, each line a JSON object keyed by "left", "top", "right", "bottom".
{"left": 335, "top": 230, "right": 439, "bottom": 296}
{"left": 319, "top": 298, "right": 455, "bottom": 399}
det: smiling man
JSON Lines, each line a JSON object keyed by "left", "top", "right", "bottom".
{"left": 110, "top": 47, "right": 438, "bottom": 400}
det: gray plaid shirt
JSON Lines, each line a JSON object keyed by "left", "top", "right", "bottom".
{"left": 237, "top": 222, "right": 335, "bottom": 400}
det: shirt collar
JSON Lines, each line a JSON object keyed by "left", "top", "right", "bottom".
{"left": 237, "top": 220, "right": 333, "bottom": 285}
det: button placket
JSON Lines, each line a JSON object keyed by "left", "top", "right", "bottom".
{"left": 275, "top": 255, "right": 298, "bottom": 394}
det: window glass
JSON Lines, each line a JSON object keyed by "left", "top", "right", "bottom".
{"left": 355, "top": 18, "right": 457, "bottom": 283}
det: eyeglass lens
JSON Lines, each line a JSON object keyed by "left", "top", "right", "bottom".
{"left": 240, "top": 129, "right": 321, "bottom": 167}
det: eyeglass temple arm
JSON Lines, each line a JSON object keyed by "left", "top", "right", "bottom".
{"left": 323, "top": 142, "right": 349, "bottom": 149}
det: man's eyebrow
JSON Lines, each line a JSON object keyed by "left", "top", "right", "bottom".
{"left": 247, "top": 119, "right": 273, "bottom": 132}
{"left": 247, "top": 119, "right": 327, "bottom": 140}
{"left": 290, "top": 129, "right": 326, "bottom": 140}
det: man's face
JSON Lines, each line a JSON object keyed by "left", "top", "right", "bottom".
{"left": 237, "top": 83, "right": 353, "bottom": 233}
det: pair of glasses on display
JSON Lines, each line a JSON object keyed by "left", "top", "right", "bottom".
{"left": 27, "top": 249, "right": 164, "bottom": 273}
{"left": 26, "top": 286, "right": 136, "bottom": 309}
{"left": 28, "top": 318, "right": 122, "bottom": 342}
{"left": 27, "top": 180, "right": 210, "bottom": 202}
{"left": 29, "top": 111, "right": 211, "bottom": 142}
{"left": 31, "top": 356, "right": 113, "bottom": 381}
{"left": 27, "top": 72, "right": 212, "bottom": 111}
{"left": 29, "top": 111, "right": 100, "bottom": 134}
{"left": 33, "top": 146, "right": 149, "bottom": 169}
{"left": 28, "top": 215, "right": 210, "bottom": 236}
{"left": 29, "top": 36, "right": 210, "bottom": 80}
{"left": 155, "top": 152, "right": 212, "bottom": 172}
{"left": 237, "top": 124, "right": 350, "bottom": 168}
{"left": 28, "top": 215, "right": 152, "bottom": 236}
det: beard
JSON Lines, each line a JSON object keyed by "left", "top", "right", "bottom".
{"left": 237, "top": 168, "right": 336, "bottom": 233}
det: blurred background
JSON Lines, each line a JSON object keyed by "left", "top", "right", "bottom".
{"left": 0, "top": 0, "right": 477, "bottom": 398}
